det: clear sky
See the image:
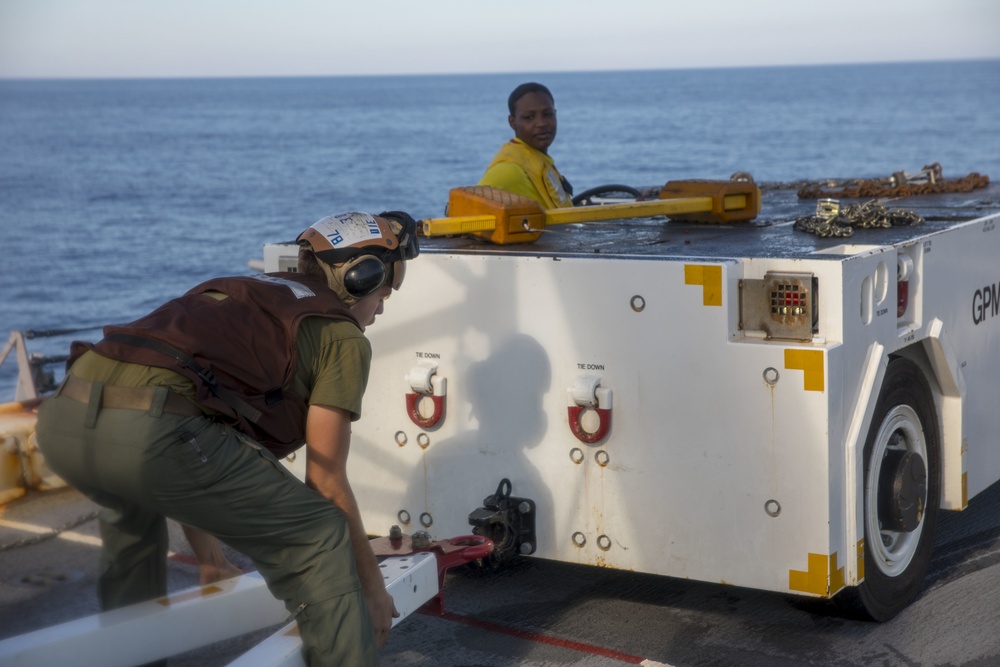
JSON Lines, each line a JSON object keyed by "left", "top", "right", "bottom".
{"left": 1, "top": 0, "right": 998, "bottom": 79}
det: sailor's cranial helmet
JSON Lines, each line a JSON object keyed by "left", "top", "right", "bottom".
{"left": 297, "top": 211, "right": 419, "bottom": 304}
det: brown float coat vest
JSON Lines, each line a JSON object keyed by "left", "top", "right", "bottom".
{"left": 92, "top": 273, "right": 359, "bottom": 457}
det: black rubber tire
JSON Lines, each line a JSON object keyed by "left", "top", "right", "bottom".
{"left": 571, "top": 184, "right": 643, "bottom": 206}
{"left": 840, "top": 357, "right": 941, "bottom": 621}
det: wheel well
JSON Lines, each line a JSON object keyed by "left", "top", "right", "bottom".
{"left": 839, "top": 354, "right": 943, "bottom": 620}
{"left": 886, "top": 343, "right": 962, "bottom": 510}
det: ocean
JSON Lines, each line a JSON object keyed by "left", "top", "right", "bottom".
{"left": 1, "top": 60, "right": 999, "bottom": 396}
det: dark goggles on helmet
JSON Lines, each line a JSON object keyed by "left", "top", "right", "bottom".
{"left": 378, "top": 210, "right": 420, "bottom": 262}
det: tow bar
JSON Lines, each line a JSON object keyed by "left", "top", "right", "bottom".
{"left": 0, "top": 532, "right": 493, "bottom": 667}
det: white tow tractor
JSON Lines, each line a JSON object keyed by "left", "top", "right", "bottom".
{"left": 263, "top": 174, "right": 1000, "bottom": 621}
{"left": 3, "top": 171, "right": 997, "bottom": 662}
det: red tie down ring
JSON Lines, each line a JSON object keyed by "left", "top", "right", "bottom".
{"left": 406, "top": 392, "right": 446, "bottom": 429}
{"left": 568, "top": 404, "right": 612, "bottom": 443}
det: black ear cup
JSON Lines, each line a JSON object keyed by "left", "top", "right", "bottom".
{"left": 341, "top": 255, "right": 389, "bottom": 298}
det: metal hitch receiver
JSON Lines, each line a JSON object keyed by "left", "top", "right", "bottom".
{"left": 467, "top": 478, "right": 536, "bottom": 566}
{"left": 370, "top": 530, "right": 495, "bottom": 616}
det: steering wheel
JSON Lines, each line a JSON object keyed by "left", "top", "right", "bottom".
{"left": 571, "top": 184, "right": 644, "bottom": 206}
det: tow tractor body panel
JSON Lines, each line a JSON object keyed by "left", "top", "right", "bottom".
{"left": 264, "top": 184, "right": 1000, "bottom": 604}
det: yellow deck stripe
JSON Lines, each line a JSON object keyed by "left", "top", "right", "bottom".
{"left": 0, "top": 518, "right": 102, "bottom": 547}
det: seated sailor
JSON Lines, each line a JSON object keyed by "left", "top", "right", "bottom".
{"left": 478, "top": 82, "right": 574, "bottom": 209}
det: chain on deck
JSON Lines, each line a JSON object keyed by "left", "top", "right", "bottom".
{"left": 797, "top": 163, "right": 990, "bottom": 200}
{"left": 794, "top": 200, "right": 924, "bottom": 238}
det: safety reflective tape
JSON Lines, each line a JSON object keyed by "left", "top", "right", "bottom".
{"left": 784, "top": 349, "right": 825, "bottom": 392}
{"left": 684, "top": 264, "right": 723, "bottom": 306}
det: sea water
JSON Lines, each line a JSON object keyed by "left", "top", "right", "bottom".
{"left": 1, "top": 60, "right": 999, "bottom": 395}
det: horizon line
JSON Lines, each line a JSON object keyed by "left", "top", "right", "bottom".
{"left": 1, "top": 56, "right": 996, "bottom": 83}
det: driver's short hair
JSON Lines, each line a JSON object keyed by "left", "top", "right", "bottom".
{"left": 508, "top": 82, "right": 553, "bottom": 115}
{"left": 296, "top": 247, "right": 324, "bottom": 279}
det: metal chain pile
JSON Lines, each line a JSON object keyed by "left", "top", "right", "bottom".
{"left": 794, "top": 200, "right": 923, "bottom": 238}
{"left": 797, "top": 163, "right": 989, "bottom": 199}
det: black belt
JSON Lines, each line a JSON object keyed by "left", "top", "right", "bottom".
{"left": 60, "top": 374, "right": 204, "bottom": 417}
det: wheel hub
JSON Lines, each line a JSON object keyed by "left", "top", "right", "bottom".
{"left": 878, "top": 448, "right": 927, "bottom": 533}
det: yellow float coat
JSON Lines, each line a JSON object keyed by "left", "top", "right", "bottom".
{"left": 479, "top": 138, "right": 573, "bottom": 209}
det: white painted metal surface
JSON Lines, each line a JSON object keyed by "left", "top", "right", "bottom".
{"left": 226, "top": 551, "right": 438, "bottom": 666}
{"left": 264, "top": 209, "right": 1000, "bottom": 604}
{"left": 0, "top": 554, "right": 439, "bottom": 667}
{"left": 0, "top": 572, "right": 287, "bottom": 667}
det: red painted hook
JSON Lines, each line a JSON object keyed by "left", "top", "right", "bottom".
{"left": 406, "top": 392, "right": 446, "bottom": 429}
{"left": 441, "top": 534, "right": 494, "bottom": 563}
{"left": 568, "top": 405, "right": 612, "bottom": 443}
{"left": 426, "top": 534, "right": 494, "bottom": 615}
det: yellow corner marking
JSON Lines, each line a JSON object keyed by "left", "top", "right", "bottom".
{"left": 784, "top": 349, "right": 825, "bottom": 392}
{"left": 856, "top": 539, "right": 865, "bottom": 582}
{"left": 684, "top": 264, "right": 723, "bottom": 306}
{"left": 789, "top": 551, "right": 845, "bottom": 597}
{"left": 156, "top": 584, "right": 224, "bottom": 606}
{"left": 830, "top": 551, "right": 845, "bottom": 594}
{"left": 285, "top": 624, "right": 301, "bottom": 636}
{"left": 962, "top": 471, "right": 968, "bottom": 508}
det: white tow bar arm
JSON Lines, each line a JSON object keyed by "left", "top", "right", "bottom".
{"left": 226, "top": 552, "right": 439, "bottom": 667}
{"left": 0, "top": 555, "right": 436, "bottom": 667}
{"left": 0, "top": 535, "right": 492, "bottom": 667}
{"left": 0, "top": 571, "right": 287, "bottom": 667}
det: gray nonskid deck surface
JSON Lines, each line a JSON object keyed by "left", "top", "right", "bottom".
{"left": 5, "top": 483, "right": 1000, "bottom": 666}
